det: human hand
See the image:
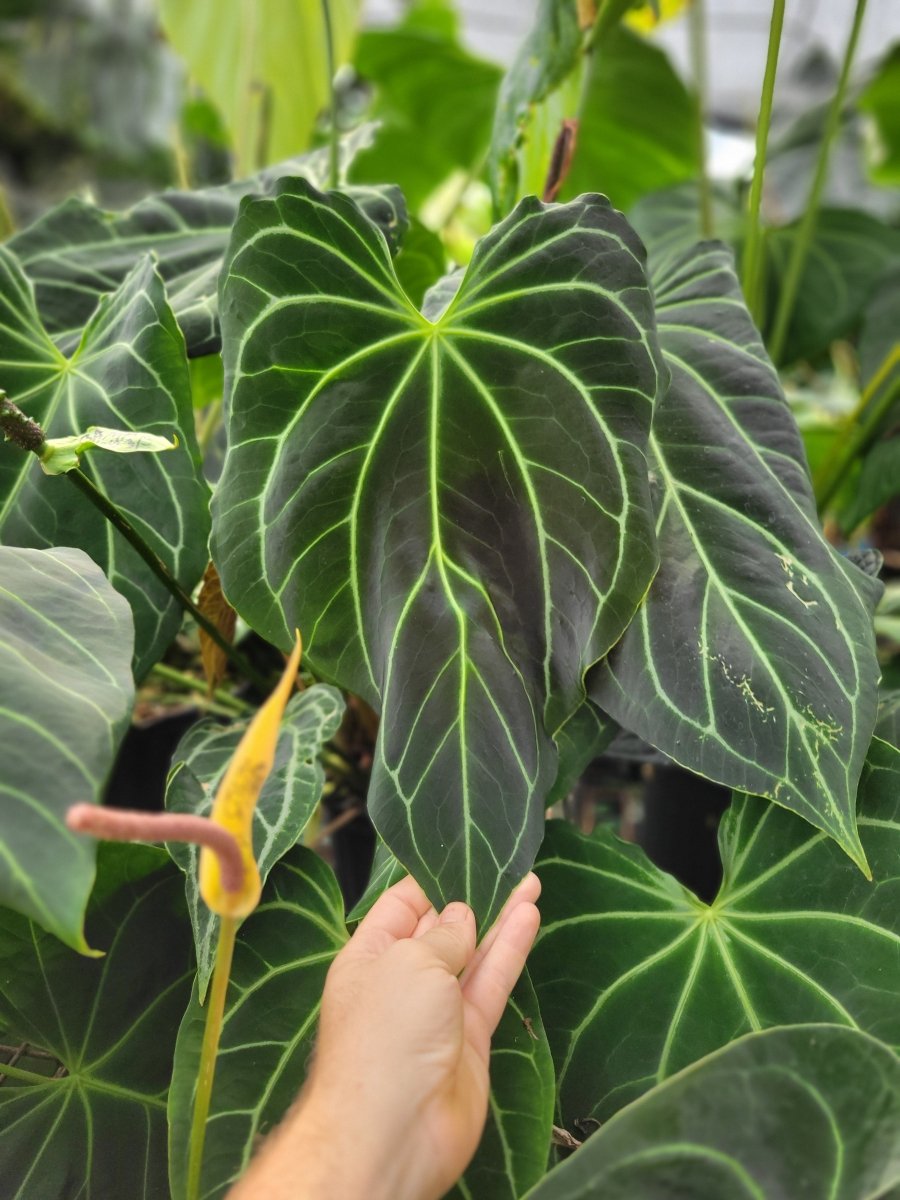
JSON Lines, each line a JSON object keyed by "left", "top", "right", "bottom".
{"left": 228, "top": 872, "right": 541, "bottom": 1200}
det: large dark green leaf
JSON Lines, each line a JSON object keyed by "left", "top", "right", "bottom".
{"left": 169, "top": 848, "right": 554, "bottom": 1200}
{"left": 212, "top": 180, "right": 662, "bottom": 925}
{"left": 0, "top": 545, "right": 133, "bottom": 952}
{"left": 629, "top": 185, "right": 900, "bottom": 365}
{"left": 591, "top": 244, "right": 881, "bottom": 868}
{"left": 165, "top": 683, "right": 344, "bottom": 999}
{"left": 351, "top": 2, "right": 501, "bottom": 211}
{"left": 0, "top": 252, "right": 210, "bottom": 678}
{"left": 563, "top": 26, "right": 698, "bottom": 211}
{"left": 0, "top": 845, "right": 194, "bottom": 1200}
{"left": 530, "top": 736, "right": 900, "bottom": 1129}
{"left": 526, "top": 1026, "right": 900, "bottom": 1200}
{"left": 7, "top": 130, "right": 406, "bottom": 357}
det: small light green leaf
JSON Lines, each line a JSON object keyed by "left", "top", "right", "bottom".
{"left": 0, "top": 252, "right": 210, "bottom": 679}
{"left": 212, "top": 180, "right": 663, "bottom": 926}
{"left": 39, "top": 426, "right": 177, "bottom": 476}
{"left": 591, "top": 243, "right": 881, "bottom": 868}
{"left": 0, "top": 545, "right": 133, "bottom": 952}
{"left": 169, "top": 849, "right": 554, "bottom": 1200}
{"left": 0, "top": 845, "right": 194, "bottom": 1198}
{"left": 526, "top": 1026, "right": 900, "bottom": 1200}
{"left": 165, "top": 683, "right": 344, "bottom": 999}
{"left": 547, "top": 697, "right": 616, "bottom": 807}
{"left": 530, "top": 737, "right": 900, "bottom": 1129}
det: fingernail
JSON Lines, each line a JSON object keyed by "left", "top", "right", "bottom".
{"left": 439, "top": 902, "right": 469, "bottom": 924}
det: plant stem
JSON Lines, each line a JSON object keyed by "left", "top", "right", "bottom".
{"left": 321, "top": 0, "right": 339, "bottom": 190}
{"left": 65, "top": 468, "right": 268, "bottom": 691}
{"left": 742, "top": 0, "right": 786, "bottom": 324}
{"left": 814, "top": 345, "right": 900, "bottom": 513}
{"left": 768, "top": 0, "right": 869, "bottom": 363}
{"left": 186, "top": 916, "right": 238, "bottom": 1200}
{"left": 689, "top": 0, "right": 713, "bottom": 238}
{"left": 150, "top": 662, "right": 254, "bottom": 715}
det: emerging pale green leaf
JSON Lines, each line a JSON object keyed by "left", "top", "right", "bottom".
{"left": 0, "top": 252, "right": 210, "bottom": 678}
{"left": 0, "top": 545, "right": 133, "bottom": 951}
{"left": 530, "top": 737, "right": 900, "bottom": 1129}
{"left": 169, "top": 849, "right": 554, "bottom": 1200}
{"left": 165, "top": 683, "right": 344, "bottom": 999}
{"left": 526, "top": 1026, "right": 900, "bottom": 1200}
{"left": 157, "top": 0, "right": 362, "bottom": 172}
{"left": 212, "top": 180, "right": 662, "bottom": 925}
{"left": 7, "top": 128, "right": 406, "bottom": 358}
{"left": 591, "top": 244, "right": 881, "bottom": 867}
{"left": 0, "top": 845, "right": 194, "bottom": 1199}
{"left": 38, "top": 426, "right": 177, "bottom": 476}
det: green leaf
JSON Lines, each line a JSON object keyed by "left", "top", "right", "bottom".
{"left": 547, "top": 698, "right": 616, "bottom": 807}
{"left": 563, "top": 26, "right": 698, "bottom": 211}
{"left": 167, "top": 850, "right": 348, "bottom": 1199}
{"left": 165, "top": 683, "right": 344, "bottom": 999}
{"left": 393, "top": 218, "right": 447, "bottom": 308}
{"left": 765, "top": 209, "right": 900, "bottom": 365}
{"left": 169, "top": 848, "right": 554, "bottom": 1200}
{"left": 38, "top": 426, "right": 178, "bottom": 476}
{"left": 346, "top": 836, "right": 407, "bottom": 923}
{"left": 530, "top": 736, "right": 900, "bottom": 1129}
{"left": 0, "top": 252, "right": 211, "bottom": 679}
{"left": 211, "top": 180, "right": 662, "bottom": 925}
{"left": 859, "top": 43, "right": 900, "bottom": 185}
{"left": 0, "top": 546, "right": 133, "bottom": 952}
{"left": 590, "top": 244, "right": 881, "bottom": 868}
{"left": 0, "top": 845, "right": 194, "bottom": 1199}
{"left": 351, "top": 5, "right": 502, "bottom": 211}
{"left": 7, "top": 129, "right": 406, "bottom": 357}
{"left": 446, "top": 971, "right": 555, "bottom": 1200}
{"left": 157, "top": 0, "right": 362, "bottom": 172}
{"left": 526, "top": 1025, "right": 900, "bottom": 1200}
{"left": 487, "top": 0, "right": 584, "bottom": 215}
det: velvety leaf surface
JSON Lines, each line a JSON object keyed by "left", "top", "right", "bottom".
{"left": 8, "top": 130, "right": 406, "bottom": 357}
{"left": 165, "top": 683, "right": 344, "bottom": 998}
{"left": 526, "top": 1026, "right": 900, "bottom": 1200}
{"left": 547, "top": 698, "right": 617, "bottom": 807}
{"left": 0, "top": 546, "right": 133, "bottom": 951}
{"left": 0, "top": 251, "right": 210, "bottom": 678}
{"left": 563, "top": 26, "right": 698, "bottom": 211}
{"left": 530, "top": 736, "right": 900, "bottom": 1129}
{"left": 591, "top": 243, "right": 881, "bottom": 867}
{"left": 212, "top": 180, "right": 662, "bottom": 925}
{"left": 169, "top": 849, "right": 554, "bottom": 1200}
{"left": 0, "top": 846, "right": 194, "bottom": 1200}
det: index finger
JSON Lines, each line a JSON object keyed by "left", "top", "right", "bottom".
{"left": 350, "top": 874, "right": 434, "bottom": 955}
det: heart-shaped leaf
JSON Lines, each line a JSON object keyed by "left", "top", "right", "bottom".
{"left": 0, "top": 845, "right": 193, "bottom": 1199}
{"left": 0, "top": 251, "right": 211, "bottom": 678}
{"left": 530, "top": 736, "right": 900, "bottom": 1129}
{"left": 591, "top": 243, "right": 881, "bottom": 868}
{"left": 7, "top": 128, "right": 406, "bottom": 357}
{"left": 526, "top": 1026, "right": 900, "bottom": 1200}
{"left": 0, "top": 545, "right": 133, "bottom": 951}
{"left": 165, "top": 683, "right": 344, "bottom": 997}
{"left": 212, "top": 180, "right": 662, "bottom": 925}
{"left": 169, "top": 847, "right": 554, "bottom": 1200}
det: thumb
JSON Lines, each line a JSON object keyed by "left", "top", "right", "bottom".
{"left": 415, "top": 902, "right": 476, "bottom": 977}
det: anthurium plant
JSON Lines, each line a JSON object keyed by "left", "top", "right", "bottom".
{"left": 1, "top": 1, "right": 899, "bottom": 1197}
